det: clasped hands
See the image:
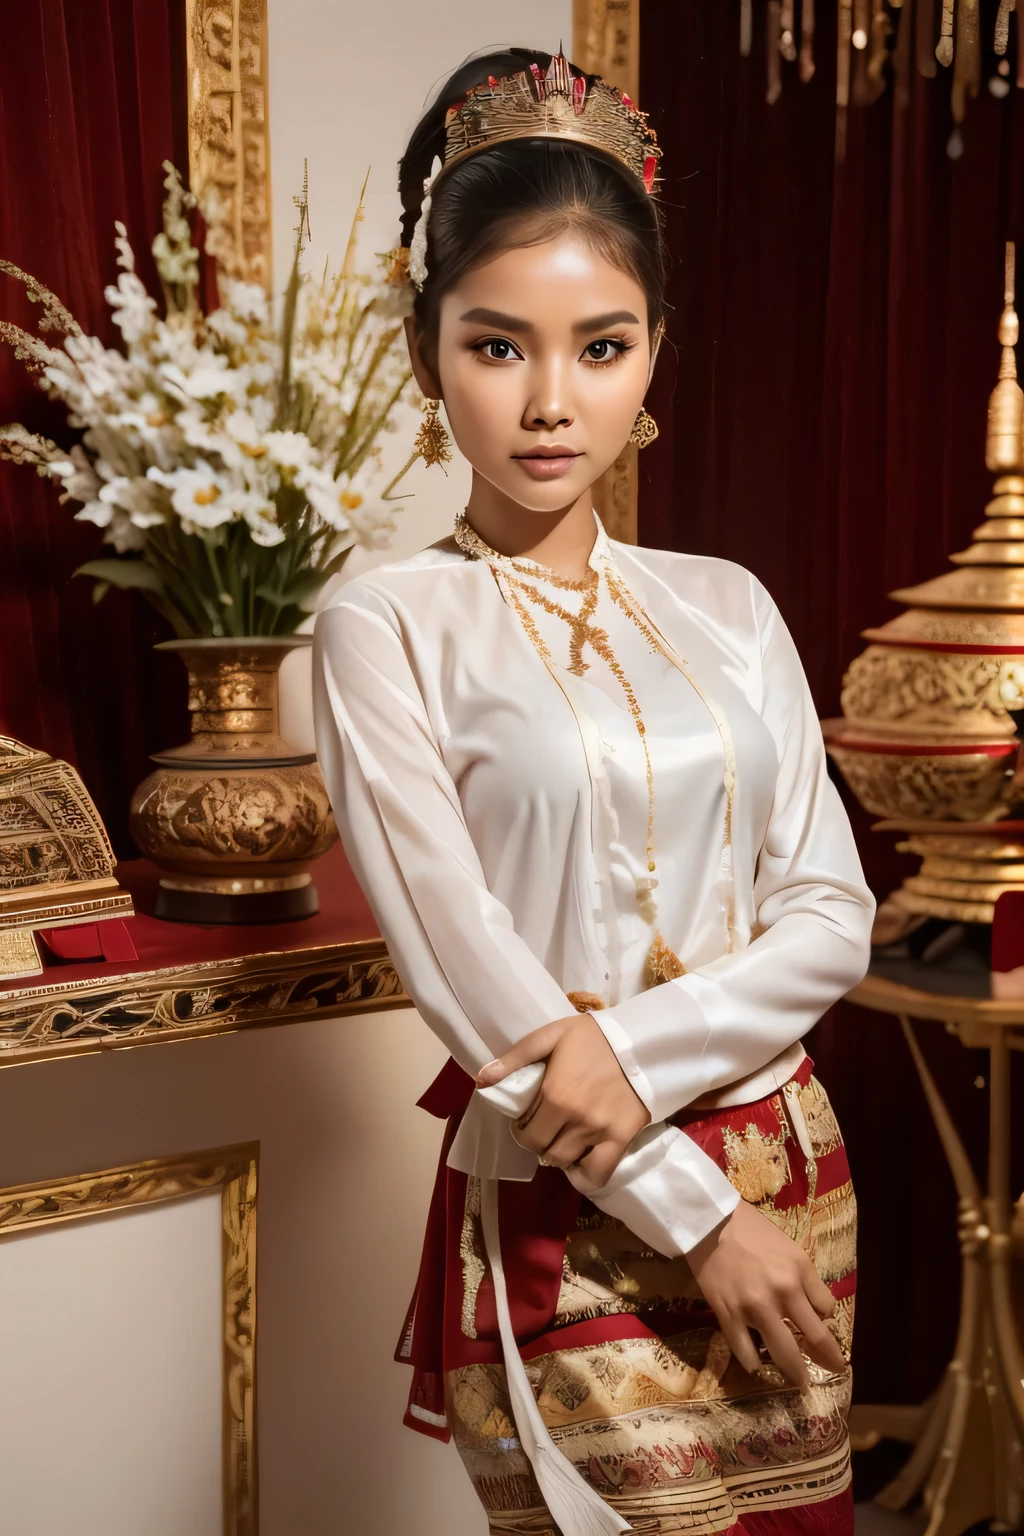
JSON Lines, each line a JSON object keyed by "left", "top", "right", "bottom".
{"left": 475, "top": 1011, "right": 847, "bottom": 1389}
{"left": 476, "top": 1011, "right": 649, "bottom": 1192}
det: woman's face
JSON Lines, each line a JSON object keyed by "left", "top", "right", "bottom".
{"left": 411, "top": 232, "right": 653, "bottom": 516}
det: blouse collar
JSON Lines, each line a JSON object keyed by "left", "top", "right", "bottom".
{"left": 453, "top": 509, "right": 612, "bottom": 586}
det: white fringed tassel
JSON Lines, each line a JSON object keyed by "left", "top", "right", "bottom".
{"left": 479, "top": 1179, "right": 632, "bottom": 1536}
{"left": 408, "top": 154, "right": 441, "bottom": 291}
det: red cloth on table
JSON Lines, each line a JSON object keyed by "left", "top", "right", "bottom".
{"left": 39, "top": 920, "right": 138, "bottom": 964}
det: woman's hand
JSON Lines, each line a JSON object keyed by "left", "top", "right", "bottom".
{"left": 687, "top": 1198, "right": 846, "bottom": 1387}
{"left": 475, "top": 1014, "right": 650, "bottom": 1191}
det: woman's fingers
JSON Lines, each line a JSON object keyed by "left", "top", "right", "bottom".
{"left": 716, "top": 1311, "right": 762, "bottom": 1376}
{"left": 801, "top": 1261, "right": 838, "bottom": 1320}
{"left": 538, "top": 1125, "right": 595, "bottom": 1170}
{"left": 785, "top": 1291, "right": 847, "bottom": 1376}
{"left": 755, "top": 1311, "right": 810, "bottom": 1388}
{"left": 475, "top": 1019, "right": 570, "bottom": 1087}
{"left": 569, "top": 1138, "right": 626, "bottom": 1192}
{"left": 509, "top": 1096, "right": 567, "bottom": 1154}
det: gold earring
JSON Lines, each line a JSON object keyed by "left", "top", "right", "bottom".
{"left": 414, "top": 398, "right": 453, "bottom": 469}
{"left": 629, "top": 406, "right": 659, "bottom": 450}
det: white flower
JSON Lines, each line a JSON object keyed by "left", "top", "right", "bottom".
{"left": 74, "top": 500, "right": 147, "bottom": 553}
{"left": 301, "top": 468, "right": 357, "bottom": 532}
{"left": 113, "top": 221, "right": 136, "bottom": 273}
{"left": 106, "top": 514, "right": 148, "bottom": 553}
{"left": 105, "top": 271, "right": 157, "bottom": 344}
{"left": 98, "top": 475, "right": 167, "bottom": 528}
{"left": 376, "top": 279, "right": 416, "bottom": 322}
{"left": 348, "top": 497, "right": 397, "bottom": 548}
{"left": 236, "top": 492, "right": 285, "bottom": 547}
{"left": 56, "top": 444, "right": 101, "bottom": 505}
{"left": 264, "top": 430, "right": 314, "bottom": 472}
{"left": 161, "top": 356, "right": 244, "bottom": 403}
{"left": 75, "top": 498, "right": 115, "bottom": 529}
{"left": 221, "top": 279, "right": 269, "bottom": 326}
{"left": 223, "top": 409, "right": 267, "bottom": 455}
{"left": 301, "top": 467, "right": 398, "bottom": 548}
{"left": 175, "top": 406, "right": 236, "bottom": 465}
{"left": 147, "top": 462, "right": 236, "bottom": 530}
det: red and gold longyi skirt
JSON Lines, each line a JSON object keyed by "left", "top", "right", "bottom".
{"left": 397, "top": 1056, "right": 857, "bottom": 1536}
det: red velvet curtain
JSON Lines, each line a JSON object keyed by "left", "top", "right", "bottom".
{"left": 640, "top": 3, "right": 1021, "bottom": 1413}
{"left": 0, "top": 0, "right": 188, "bottom": 851}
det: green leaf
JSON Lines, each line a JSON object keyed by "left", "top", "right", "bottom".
{"left": 254, "top": 568, "right": 329, "bottom": 610}
{"left": 91, "top": 581, "right": 110, "bottom": 605}
{"left": 73, "top": 558, "right": 166, "bottom": 595}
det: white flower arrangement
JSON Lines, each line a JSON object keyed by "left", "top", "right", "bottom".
{"left": 0, "top": 163, "right": 417, "bottom": 636}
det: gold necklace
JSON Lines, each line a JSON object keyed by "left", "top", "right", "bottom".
{"left": 453, "top": 513, "right": 705, "bottom": 991}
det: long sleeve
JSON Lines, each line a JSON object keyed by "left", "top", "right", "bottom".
{"left": 313, "top": 588, "right": 740, "bottom": 1253}
{"left": 595, "top": 575, "right": 876, "bottom": 1126}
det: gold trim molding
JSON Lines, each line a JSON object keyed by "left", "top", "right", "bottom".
{"left": 185, "top": 0, "right": 272, "bottom": 291}
{"left": 0, "top": 1144, "right": 260, "bottom": 1536}
{"left": 0, "top": 938, "right": 407, "bottom": 1066}
{"left": 573, "top": 0, "right": 639, "bottom": 104}
{"left": 573, "top": 0, "right": 641, "bottom": 545}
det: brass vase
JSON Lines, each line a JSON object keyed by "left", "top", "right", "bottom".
{"left": 822, "top": 249, "right": 1024, "bottom": 942}
{"left": 130, "top": 637, "right": 337, "bottom": 924}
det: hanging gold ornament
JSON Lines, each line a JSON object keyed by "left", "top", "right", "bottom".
{"left": 745, "top": 0, "right": 1021, "bottom": 159}
{"left": 629, "top": 406, "right": 659, "bottom": 449}
{"left": 414, "top": 398, "right": 452, "bottom": 469}
{"left": 800, "top": 0, "right": 817, "bottom": 82}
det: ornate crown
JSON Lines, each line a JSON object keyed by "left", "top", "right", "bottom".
{"left": 438, "top": 51, "right": 661, "bottom": 193}
{"left": 402, "top": 52, "right": 662, "bottom": 292}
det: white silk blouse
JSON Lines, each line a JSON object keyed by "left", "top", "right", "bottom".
{"left": 312, "top": 513, "right": 875, "bottom": 1258}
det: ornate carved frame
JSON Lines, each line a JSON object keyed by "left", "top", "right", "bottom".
{"left": 0, "top": 936, "right": 407, "bottom": 1066}
{"left": 185, "top": 0, "right": 272, "bottom": 290}
{"left": 0, "top": 1144, "right": 259, "bottom": 1535}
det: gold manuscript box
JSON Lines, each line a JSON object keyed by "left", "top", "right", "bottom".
{"left": 0, "top": 736, "right": 134, "bottom": 980}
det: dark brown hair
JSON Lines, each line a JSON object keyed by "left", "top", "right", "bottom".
{"left": 397, "top": 48, "right": 668, "bottom": 351}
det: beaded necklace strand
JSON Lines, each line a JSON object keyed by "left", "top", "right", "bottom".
{"left": 454, "top": 513, "right": 738, "bottom": 990}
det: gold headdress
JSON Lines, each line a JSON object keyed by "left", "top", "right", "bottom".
{"left": 407, "top": 51, "right": 662, "bottom": 291}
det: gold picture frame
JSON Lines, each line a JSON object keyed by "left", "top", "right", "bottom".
{"left": 0, "top": 1144, "right": 259, "bottom": 1535}
{"left": 185, "top": 0, "right": 272, "bottom": 291}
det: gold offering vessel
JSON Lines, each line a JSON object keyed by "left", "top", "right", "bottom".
{"left": 0, "top": 735, "right": 134, "bottom": 978}
{"left": 823, "top": 245, "right": 1024, "bottom": 943}
{"left": 130, "top": 637, "right": 337, "bottom": 924}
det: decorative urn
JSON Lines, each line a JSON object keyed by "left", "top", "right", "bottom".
{"left": 822, "top": 247, "right": 1024, "bottom": 944}
{"left": 130, "top": 637, "right": 337, "bottom": 924}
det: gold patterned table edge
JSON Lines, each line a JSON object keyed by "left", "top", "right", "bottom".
{"left": 0, "top": 1143, "right": 260, "bottom": 1536}
{"left": 0, "top": 937, "right": 408, "bottom": 1066}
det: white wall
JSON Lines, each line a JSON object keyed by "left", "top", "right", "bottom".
{"left": 267, "top": 0, "right": 572, "bottom": 579}
{"left": 0, "top": 1008, "right": 482, "bottom": 1535}
{"left": 0, "top": 1194, "right": 223, "bottom": 1536}
{"left": 269, "top": 0, "right": 572, "bottom": 749}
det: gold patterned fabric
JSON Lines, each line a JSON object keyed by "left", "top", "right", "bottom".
{"left": 439, "top": 1062, "right": 856, "bottom": 1535}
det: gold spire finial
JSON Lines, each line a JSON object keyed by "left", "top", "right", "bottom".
{"left": 986, "top": 242, "right": 1023, "bottom": 475}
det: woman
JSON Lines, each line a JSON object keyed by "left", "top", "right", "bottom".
{"left": 313, "top": 46, "right": 875, "bottom": 1536}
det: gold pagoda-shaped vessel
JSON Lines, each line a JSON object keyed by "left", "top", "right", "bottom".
{"left": 0, "top": 736, "right": 134, "bottom": 978}
{"left": 823, "top": 246, "right": 1024, "bottom": 943}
